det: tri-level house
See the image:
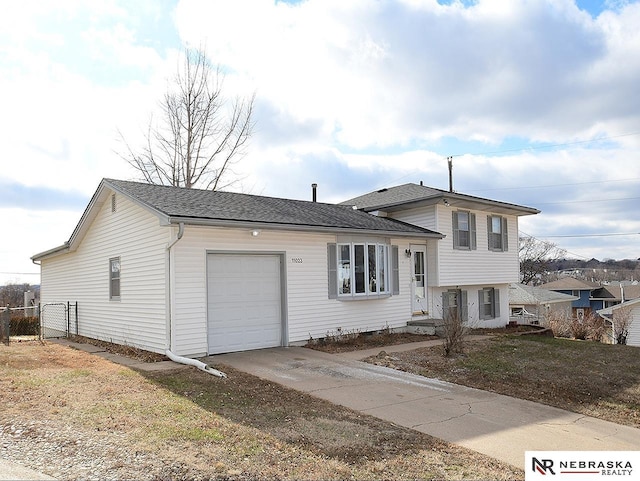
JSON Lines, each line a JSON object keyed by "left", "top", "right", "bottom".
{"left": 343, "top": 183, "right": 540, "bottom": 331}
{"left": 32, "top": 179, "right": 539, "bottom": 357}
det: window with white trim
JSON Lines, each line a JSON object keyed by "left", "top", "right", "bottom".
{"left": 329, "top": 242, "right": 396, "bottom": 299}
{"left": 488, "top": 215, "right": 508, "bottom": 251}
{"left": 479, "top": 287, "right": 500, "bottom": 320}
{"left": 452, "top": 210, "right": 476, "bottom": 250}
{"left": 442, "top": 289, "right": 468, "bottom": 321}
{"left": 109, "top": 257, "right": 121, "bottom": 300}
{"left": 339, "top": 242, "right": 389, "bottom": 296}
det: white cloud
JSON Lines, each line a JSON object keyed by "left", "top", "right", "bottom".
{"left": 2, "top": 0, "right": 640, "bottom": 285}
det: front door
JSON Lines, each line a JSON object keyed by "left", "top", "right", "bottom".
{"left": 411, "top": 245, "right": 427, "bottom": 315}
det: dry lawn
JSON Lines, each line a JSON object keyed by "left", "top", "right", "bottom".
{"left": 0, "top": 340, "right": 521, "bottom": 480}
{"left": 366, "top": 334, "right": 640, "bottom": 428}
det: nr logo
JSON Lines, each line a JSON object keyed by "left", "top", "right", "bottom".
{"left": 533, "top": 458, "right": 556, "bottom": 475}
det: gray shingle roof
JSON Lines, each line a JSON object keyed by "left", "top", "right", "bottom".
{"left": 537, "top": 278, "right": 600, "bottom": 291}
{"left": 509, "top": 283, "right": 578, "bottom": 305}
{"left": 342, "top": 183, "right": 540, "bottom": 215}
{"left": 105, "top": 179, "right": 443, "bottom": 237}
{"left": 342, "top": 183, "right": 444, "bottom": 210}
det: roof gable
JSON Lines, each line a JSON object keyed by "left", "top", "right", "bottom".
{"left": 342, "top": 183, "right": 540, "bottom": 216}
{"left": 33, "top": 179, "right": 444, "bottom": 261}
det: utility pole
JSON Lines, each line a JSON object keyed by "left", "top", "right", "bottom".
{"left": 447, "top": 156, "right": 453, "bottom": 193}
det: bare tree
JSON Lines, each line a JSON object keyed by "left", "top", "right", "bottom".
{"left": 612, "top": 306, "right": 632, "bottom": 345}
{"left": 119, "top": 48, "right": 255, "bottom": 190}
{"left": 0, "top": 283, "right": 33, "bottom": 308}
{"left": 519, "top": 235, "right": 566, "bottom": 285}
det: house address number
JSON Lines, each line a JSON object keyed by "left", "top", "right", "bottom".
{"left": 291, "top": 257, "right": 303, "bottom": 263}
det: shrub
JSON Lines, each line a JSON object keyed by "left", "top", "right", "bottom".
{"left": 570, "top": 317, "right": 588, "bottom": 340}
{"left": 584, "top": 313, "right": 606, "bottom": 342}
{"left": 442, "top": 310, "right": 467, "bottom": 357}
{"left": 9, "top": 315, "right": 40, "bottom": 336}
{"left": 546, "top": 311, "right": 572, "bottom": 338}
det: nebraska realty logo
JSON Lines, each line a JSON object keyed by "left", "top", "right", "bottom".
{"left": 525, "top": 452, "right": 639, "bottom": 481}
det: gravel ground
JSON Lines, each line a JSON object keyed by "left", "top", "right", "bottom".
{"left": 0, "top": 419, "right": 190, "bottom": 481}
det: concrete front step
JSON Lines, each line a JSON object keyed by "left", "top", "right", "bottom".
{"left": 405, "top": 318, "right": 444, "bottom": 336}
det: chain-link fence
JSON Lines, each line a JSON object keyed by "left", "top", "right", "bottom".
{"left": 40, "top": 302, "right": 78, "bottom": 339}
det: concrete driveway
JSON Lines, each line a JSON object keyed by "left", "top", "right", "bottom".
{"left": 212, "top": 345, "right": 640, "bottom": 469}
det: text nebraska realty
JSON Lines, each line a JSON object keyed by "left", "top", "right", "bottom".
{"left": 559, "top": 460, "right": 632, "bottom": 476}
{"left": 534, "top": 458, "right": 633, "bottom": 476}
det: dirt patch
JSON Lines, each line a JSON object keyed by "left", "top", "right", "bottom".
{"left": 306, "top": 330, "right": 439, "bottom": 353}
{"left": 365, "top": 335, "right": 640, "bottom": 428}
{"left": 69, "top": 335, "right": 168, "bottom": 362}
{"left": 0, "top": 340, "right": 522, "bottom": 480}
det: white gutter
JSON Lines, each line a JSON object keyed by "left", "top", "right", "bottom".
{"left": 164, "top": 222, "right": 226, "bottom": 377}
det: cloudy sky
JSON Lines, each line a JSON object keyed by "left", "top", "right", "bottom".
{"left": 1, "top": 0, "right": 639, "bottom": 285}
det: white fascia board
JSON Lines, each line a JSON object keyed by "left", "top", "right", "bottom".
{"left": 166, "top": 216, "right": 444, "bottom": 239}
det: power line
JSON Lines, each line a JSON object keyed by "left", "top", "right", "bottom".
{"left": 532, "top": 196, "right": 640, "bottom": 206}
{"left": 465, "top": 177, "right": 640, "bottom": 193}
{"left": 538, "top": 233, "right": 640, "bottom": 238}
{"left": 0, "top": 272, "right": 40, "bottom": 276}
{"left": 449, "top": 131, "right": 640, "bottom": 157}
{"left": 520, "top": 231, "right": 591, "bottom": 260}
{"left": 370, "top": 131, "right": 640, "bottom": 192}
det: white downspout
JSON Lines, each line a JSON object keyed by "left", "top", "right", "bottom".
{"left": 165, "top": 349, "right": 226, "bottom": 378}
{"left": 165, "top": 222, "right": 227, "bottom": 378}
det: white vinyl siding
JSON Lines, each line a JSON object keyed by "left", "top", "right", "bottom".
{"left": 432, "top": 284, "right": 509, "bottom": 328}
{"left": 625, "top": 305, "right": 640, "bottom": 347}
{"left": 388, "top": 204, "right": 519, "bottom": 287}
{"left": 39, "top": 194, "right": 168, "bottom": 354}
{"left": 170, "top": 226, "right": 418, "bottom": 356}
{"left": 436, "top": 206, "right": 519, "bottom": 287}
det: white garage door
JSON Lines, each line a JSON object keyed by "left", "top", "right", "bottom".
{"left": 207, "top": 254, "right": 283, "bottom": 354}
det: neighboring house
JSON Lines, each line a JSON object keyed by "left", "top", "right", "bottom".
{"left": 537, "top": 278, "right": 599, "bottom": 320}
{"left": 539, "top": 278, "right": 640, "bottom": 319}
{"left": 508, "top": 283, "right": 577, "bottom": 325}
{"left": 597, "top": 298, "right": 640, "bottom": 347}
{"left": 343, "top": 183, "right": 539, "bottom": 330}
{"left": 590, "top": 284, "right": 640, "bottom": 311}
{"left": 32, "top": 179, "right": 539, "bottom": 357}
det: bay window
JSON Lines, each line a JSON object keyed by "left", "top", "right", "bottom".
{"left": 329, "top": 241, "right": 396, "bottom": 299}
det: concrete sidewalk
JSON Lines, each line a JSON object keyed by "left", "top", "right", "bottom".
{"left": 0, "top": 459, "right": 56, "bottom": 480}
{"left": 212, "top": 345, "right": 640, "bottom": 469}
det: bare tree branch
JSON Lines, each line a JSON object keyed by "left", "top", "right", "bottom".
{"left": 117, "top": 47, "right": 255, "bottom": 190}
{"left": 519, "top": 235, "right": 566, "bottom": 285}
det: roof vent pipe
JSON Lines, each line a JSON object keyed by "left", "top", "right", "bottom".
{"left": 312, "top": 183, "right": 317, "bottom": 202}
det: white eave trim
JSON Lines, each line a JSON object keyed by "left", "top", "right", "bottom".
{"left": 166, "top": 216, "right": 445, "bottom": 239}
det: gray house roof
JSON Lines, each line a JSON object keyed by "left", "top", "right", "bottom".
{"left": 342, "top": 183, "right": 540, "bottom": 216}
{"left": 33, "top": 179, "right": 444, "bottom": 261}
{"left": 105, "top": 179, "right": 443, "bottom": 236}
{"left": 537, "top": 277, "right": 600, "bottom": 291}
{"left": 509, "top": 283, "right": 578, "bottom": 305}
